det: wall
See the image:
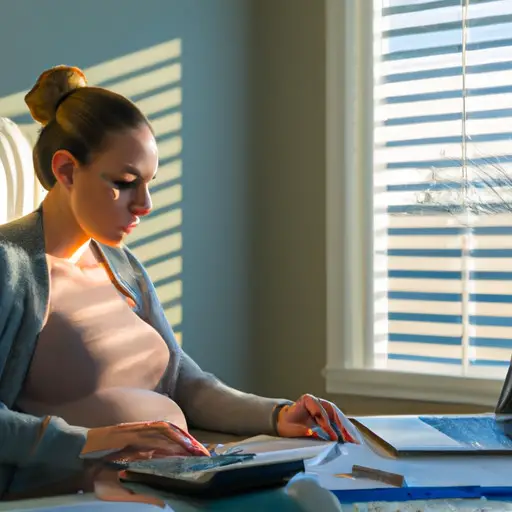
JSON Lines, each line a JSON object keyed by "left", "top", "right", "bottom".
{"left": 249, "top": 0, "right": 489, "bottom": 415}
{"left": 250, "top": 0, "right": 329, "bottom": 400}
{"left": 0, "top": 0, "right": 253, "bottom": 389}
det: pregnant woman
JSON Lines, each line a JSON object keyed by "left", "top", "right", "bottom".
{"left": 0, "top": 66, "right": 358, "bottom": 502}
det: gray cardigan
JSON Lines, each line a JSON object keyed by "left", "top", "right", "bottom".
{"left": 0, "top": 208, "right": 286, "bottom": 497}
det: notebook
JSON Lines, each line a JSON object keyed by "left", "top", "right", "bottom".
{"left": 350, "top": 413, "right": 512, "bottom": 456}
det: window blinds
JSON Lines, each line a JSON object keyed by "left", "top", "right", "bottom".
{"left": 375, "top": 0, "right": 512, "bottom": 378}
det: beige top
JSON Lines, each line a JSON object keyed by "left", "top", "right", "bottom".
{"left": 17, "top": 249, "right": 187, "bottom": 430}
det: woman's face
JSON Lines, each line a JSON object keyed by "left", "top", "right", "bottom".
{"left": 67, "top": 124, "right": 158, "bottom": 246}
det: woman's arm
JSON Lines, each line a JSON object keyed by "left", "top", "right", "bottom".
{"left": 0, "top": 406, "right": 88, "bottom": 498}
{"left": 174, "top": 352, "right": 292, "bottom": 435}
{"left": 0, "top": 408, "right": 87, "bottom": 468}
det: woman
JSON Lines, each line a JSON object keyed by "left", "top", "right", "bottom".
{"left": 0, "top": 66, "right": 358, "bottom": 501}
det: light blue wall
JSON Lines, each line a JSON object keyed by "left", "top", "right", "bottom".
{"left": 0, "top": 0, "right": 253, "bottom": 389}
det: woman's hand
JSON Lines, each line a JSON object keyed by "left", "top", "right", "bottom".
{"left": 82, "top": 420, "right": 210, "bottom": 461}
{"left": 276, "top": 394, "right": 362, "bottom": 443}
{"left": 81, "top": 421, "right": 210, "bottom": 508}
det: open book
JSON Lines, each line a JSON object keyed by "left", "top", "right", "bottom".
{"left": 121, "top": 435, "right": 338, "bottom": 497}
{"left": 125, "top": 435, "right": 337, "bottom": 477}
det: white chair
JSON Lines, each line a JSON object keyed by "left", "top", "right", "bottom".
{"left": 0, "top": 117, "right": 45, "bottom": 225}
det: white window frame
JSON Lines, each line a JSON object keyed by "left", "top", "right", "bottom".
{"left": 324, "top": 0, "right": 504, "bottom": 407}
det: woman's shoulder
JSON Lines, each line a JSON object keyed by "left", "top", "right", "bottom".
{"left": 0, "top": 231, "right": 32, "bottom": 307}
{"left": 0, "top": 211, "right": 46, "bottom": 282}
{"left": 0, "top": 211, "right": 44, "bottom": 251}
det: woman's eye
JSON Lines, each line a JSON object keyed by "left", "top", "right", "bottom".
{"left": 112, "top": 180, "right": 137, "bottom": 190}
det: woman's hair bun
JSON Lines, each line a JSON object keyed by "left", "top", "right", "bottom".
{"left": 25, "top": 65, "right": 87, "bottom": 126}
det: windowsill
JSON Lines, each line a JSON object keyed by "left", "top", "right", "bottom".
{"left": 323, "top": 367, "right": 503, "bottom": 407}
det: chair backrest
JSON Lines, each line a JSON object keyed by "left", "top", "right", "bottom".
{"left": 0, "top": 117, "right": 45, "bottom": 225}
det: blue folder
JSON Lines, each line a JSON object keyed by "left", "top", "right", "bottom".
{"left": 333, "top": 485, "right": 512, "bottom": 503}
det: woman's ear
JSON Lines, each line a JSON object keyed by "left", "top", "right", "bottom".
{"left": 51, "top": 150, "right": 80, "bottom": 190}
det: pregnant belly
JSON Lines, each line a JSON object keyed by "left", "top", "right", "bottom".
{"left": 19, "top": 387, "right": 187, "bottom": 431}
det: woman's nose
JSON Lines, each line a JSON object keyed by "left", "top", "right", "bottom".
{"left": 132, "top": 185, "right": 152, "bottom": 216}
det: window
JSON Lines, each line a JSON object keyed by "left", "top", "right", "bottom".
{"left": 325, "top": 0, "right": 512, "bottom": 405}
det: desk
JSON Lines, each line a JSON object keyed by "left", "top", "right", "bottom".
{"left": 4, "top": 474, "right": 512, "bottom": 512}
{"left": 4, "top": 486, "right": 512, "bottom": 512}
{"left": 4, "top": 430, "right": 512, "bottom": 511}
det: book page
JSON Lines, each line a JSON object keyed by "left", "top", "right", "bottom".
{"left": 216, "top": 434, "right": 333, "bottom": 453}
